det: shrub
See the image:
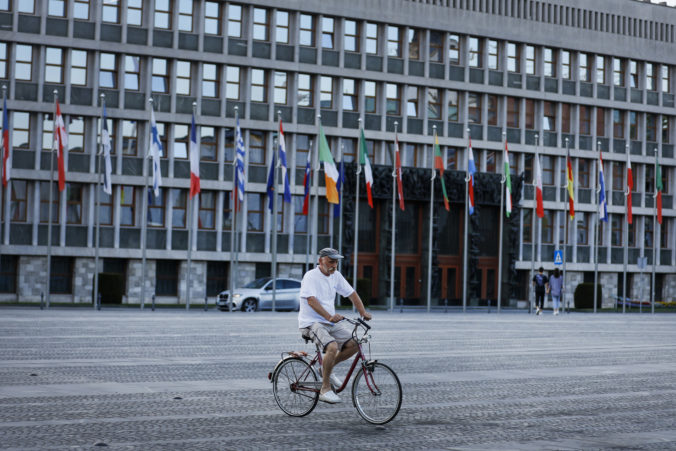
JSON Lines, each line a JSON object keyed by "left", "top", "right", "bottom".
{"left": 97, "top": 273, "right": 125, "bottom": 304}
{"left": 574, "top": 283, "right": 602, "bottom": 309}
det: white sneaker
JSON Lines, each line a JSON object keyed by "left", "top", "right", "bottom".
{"left": 330, "top": 373, "right": 342, "bottom": 389}
{"left": 319, "top": 390, "right": 341, "bottom": 404}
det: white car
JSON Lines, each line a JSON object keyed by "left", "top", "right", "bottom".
{"left": 217, "top": 277, "right": 302, "bottom": 312}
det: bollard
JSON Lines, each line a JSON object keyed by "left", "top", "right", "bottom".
{"left": 97, "top": 293, "right": 102, "bottom": 311}
{"left": 40, "top": 292, "right": 44, "bottom": 310}
{"left": 204, "top": 295, "right": 208, "bottom": 311}
{"left": 151, "top": 293, "right": 156, "bottom": 311}
{"left": 399, "top": 297, "right": 403, "bottom": 313}
{"left": 444, "top": 298, "right": 448, "bottom": 313}
{"left": 487, "top": 299, "right": 491, "bottom": 314}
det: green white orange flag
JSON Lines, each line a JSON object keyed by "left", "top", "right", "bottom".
{"left": 566, "top": 149, "right": 575, "bottom": 220}
{"left": 433, "top": 132, "right": 450, "bottom": 211}
{"left": 656, "top": 159, "right": 663, "bottom": 225}
{"left": 359, "top": 128, "right": 374, "bottom": 208}
{"left": 318, "top": 123, "right": 339, "bottom": 204}
{"left": 504, "top": 139, "right": 512, "bottom": 217}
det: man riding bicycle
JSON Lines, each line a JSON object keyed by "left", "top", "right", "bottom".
{"left": 298, "top": 248, "right": 372, "bottom": 404}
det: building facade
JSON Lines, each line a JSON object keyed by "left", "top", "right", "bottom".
{"left": 0, "top": 0, "right": 674, "bottom": 307}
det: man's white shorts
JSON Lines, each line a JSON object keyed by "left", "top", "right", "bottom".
{"left": 300, "top": 321, "right": 353, "bottom": 352}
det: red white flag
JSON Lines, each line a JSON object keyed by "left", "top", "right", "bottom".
{"left": 394, "top": 133, "right": 404, "bottom": 211}
{"left": 626, "top": 152, "right": 633, "bottom": 224}
{"left": 534, "top": 153, "right": 544, "bottom": 218}
{"left": 1, "top": 96, "right": 9, "bottom": 187}
{"left": 53, "top": 100, "right": 67, "bottom": 192}
{"left": 189, "top": 113, "right": 200, "bottom": 198}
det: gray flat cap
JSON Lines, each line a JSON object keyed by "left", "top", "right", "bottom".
{"left": 319, "top": 248, "right": 344, "bottom": 259}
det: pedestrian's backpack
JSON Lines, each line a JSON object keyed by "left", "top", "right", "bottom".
{"left": 534, "top": 274, "right": 546, "bottom": 287}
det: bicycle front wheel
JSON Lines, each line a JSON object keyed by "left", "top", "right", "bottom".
{"left": 272, "top": 358, "right": 319, "bottom": 417}
{"left": 352, "top": 362, "right": 402, "bottom": 424}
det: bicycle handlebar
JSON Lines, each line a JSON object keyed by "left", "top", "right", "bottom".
{"left": 343, "top": 317, "right": 371, "bottom": 330}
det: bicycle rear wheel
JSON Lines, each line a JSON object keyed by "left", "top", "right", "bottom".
{"left": 352, "top": 362, "right": 402, "bottom": 424}
{"left": 272, "top": 358, "right": 319, "bottom": 417}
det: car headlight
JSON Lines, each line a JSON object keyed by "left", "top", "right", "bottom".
{"left": 232, "top": 294, "right": 241, "bottom": 300}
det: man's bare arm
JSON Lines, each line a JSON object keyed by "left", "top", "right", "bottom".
{"left": 307, "top": 296, "right": 343, "bottom": 322}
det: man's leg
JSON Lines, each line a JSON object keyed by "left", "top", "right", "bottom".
{"left": 321, "top": 339, "right": 358, "bottom": 394}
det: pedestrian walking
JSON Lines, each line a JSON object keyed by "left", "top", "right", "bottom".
{"left": 532, "top": 267, "right": 548, "bottom": 315}
{"left": 548, "top": 268, "right": 563, "bottom": 315}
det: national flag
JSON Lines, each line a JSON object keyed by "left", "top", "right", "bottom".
{"left": 598, "top": 151, "right": 608, "bottom": 222}
{"left": 234, "top": 118, "right": 246, "bottom": 206}
{"left": 359, "top": 128, "right": 373, "bottom": 208}
{"left": 189, "top": 113, "right": 200, "bottom": 198}
{"left": 278, "top": 119, "right": 291, "bottom": 203}
{"left": 566, "top": 149, "right": 575, "bottom": 219}
{"left": 467, "top": 137, "right": 476, "bottom": 215}
{"left": 53, "top": 99, "right": 68, "bottom": 192}
{"left": 302, "top": 150, "right": 311, "bottom": 215}
{"left": 266, "top": 148, "right": 276, "bottom": 211}
{"left": 395, "top": 133, "right": 405, "bottom": 211}
{"left": 333, "top": 158, "right": 344, "bottom": 217}
{"left": 318, "top": 123, "right": 339, "bottom": 204}
{"left": 534, "top": 152, "right": 544, "bottom": 218}
{"left": 656, "top": 159, "right": 663, "bottom": 225}
{"left": 433, "top": 132, "right": 450, "bottom": 211}
{"left": 626, "top": 152, "right": 633, "bottom": 224}
{"left": 503, "top": 139, "right": 512, "bottom": 218}
{"left": 101, "top": 105, "right": 112, "bottom": 195}
{"left": 1, "top": 96, "right": 10, "bottom": 187}
{"left": 149, "top": 108, "right": 163, "bottom": 197}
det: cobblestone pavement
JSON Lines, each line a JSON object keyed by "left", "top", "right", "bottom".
{"left": 1, "top": 308, "right": 675, "bottom": 450}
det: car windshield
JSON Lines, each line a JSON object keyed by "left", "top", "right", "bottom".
{"left": 243, "top": 277, "right": 272, "bottom": 289}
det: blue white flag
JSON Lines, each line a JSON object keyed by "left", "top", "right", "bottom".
{"left": 278, "top": 119, "right": 291, "bottom": 203}
{"left": 467, "top": 137, "right": 476, "bottom": 215}
{"left": 101, "top": 105, "right": 112, "bottom": 195}
{"left": 598, "top": 151, "right": 608, "bottom": 222}
{"left": 333, "top": 158, "right": 344, "bottom": 218}
{"left": 149, "top": 108, "right": 163, "bottom": 197}
{"left": 266, "top": 148, "right": 276, "bottom": 212}
{"left": 234, "top": 119, "right": 246, "bottom": 204}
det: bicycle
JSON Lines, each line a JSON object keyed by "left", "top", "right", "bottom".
{"left": 268, "top": 317, "right": 402, "bottom": 425}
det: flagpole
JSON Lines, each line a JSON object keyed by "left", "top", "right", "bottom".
{"left": 305, "top": 139, "right": 313, "bottom": 273}
{"left": 593, "top": 141, "right": 601, "bottom": 314}
{"left": 426, "top": 127, "right": 438, "bottom": 313}
{"left": 185, "top": 101, "right": 197, "bottom": 310}
{"left": 651, "top": 146, "right": 658, "bottom": 315}
{"left": 140, "top": 98, "right": 153, "bottom": 310}
{"left": 562, "top": 137, "right": 570, "bottom": 313}
{"left": 530, "top": 134, "right": 539, "bottom": 315}
{"left": 622, "top": 144, "right": 629, "bottom": 314}
{"left": 463, "top": 127, "right": 470, "bottom": 313}
{"left": 229, "top": 107, "right": 239, "bottom": 307}
{"left": 390, "top": 122, "right": 398, "bottom": 312}
{"left": 271, "top": 112, "right": 280, "bottom": 312}
{"left": 312, "top": 119, "right": 321, "bottom": 262}
{"left": 46, "top": 90, "right": 59, "bottom": 309}
{"left": 353, "top": 119, "right": 362, "bottom": 308}
{"left": 93, "top": 94, "right": 105, "bottom": 310}
{"left": 0, "top": 85, "right": 6, "bottom": 278}
{"left": 336, "top": 144, "right": 344, "bottom": 308}
{"left": 497, "top": 132, "right": 506, "bottom": 313}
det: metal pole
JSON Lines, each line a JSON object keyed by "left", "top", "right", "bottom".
{"left": 337, "top": 142, "right": 344, "bottom": 307}
{"left": 622, "top": 144, "right": 629, "bottom": 313}
{"left": 562, "top": 138, "right": 570, "bottom": 314}
{"left": 353, "top": 119, "right": 361, "bottom": 306}
{"left": 271, "top": 111, "right": 281, "bottom": 312}
{"left": 305, "top": 139, "right": 313, "bottom": 273}
{"left": 427, "top": 126, "right": 437, "bottom": 313}
{"left": 46, "top": 90, "right": 58, "bottom": 309}
{"left": 497, "top": 132, "right": 506, "bottom": 313}
{"left": 140, "top": 98, "right": 153, "bottom": 310}
{"left": 185, "top": 101, "right": 197, "bottom": 310}
{"left": 93, "top": 94, "right": 105, "bottom": 309}
{"left": 0, "top": 85, "right": 5, "bottom": 276}
{"left": 530, "top": 135, "right": 539, "bottom": 315}
{"left": 229, "top": 107, "right": 239, "bottom": 307}
{"left": 593, "top": 141, "right": 601, "bottom": 314}
{"left": 389, "top": 122, "right": 398, "bottom": 312}
{"left": 463, "top": 127, "right": 470, "bottom": 313}
{"left": 651, "top": 146, "right": 658, "bottom": 315}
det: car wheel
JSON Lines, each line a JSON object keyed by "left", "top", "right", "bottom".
{"left": 241, "top": 298, "right": 257, "bottom": 312}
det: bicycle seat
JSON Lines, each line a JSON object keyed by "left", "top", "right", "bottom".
{"left": 300, "top": 329, "right": 312, "bottom": 343}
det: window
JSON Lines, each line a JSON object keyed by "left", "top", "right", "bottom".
{"left": 45, "top": 47, "right": 63, "bottom": 84}
{"left": 543, "top": 101, "right": 556, "bottom": 131}
{"left": 253, "top": 7, "right": 268, "bottom": 41}
{"left": 120, "top": 185, "right": 135, "bottom": 226}
{"left": 507, "top": 97, "right": 519, "bottom": 128}
{"left": 274, "top": 71, "right": 287, "bottom": 105}
{"left": 69, "top": 116, "right": 85, "bottom": 152}
{"left": 448, "top": 90, "right": 459, "bottom": 122}
{"left": 428, "top": 88, "right": 441, "bottom": 120}
{"left": 541, "top": 156, "right": 554, "bottom": 185}
{"left": 98, "top": 115, "right": 114, "bottom": 154}
{"left": 364, "top": 81, "right": 376, "bottom": 114}
{"left": 544, "top": 48, "right": 556, "bottom": 77}
{"left": 295, "top": 134, "right": 311, "bottom": 167}
{"left": 226, "top": 66, "right": 241, "bottom": 100}
{"left": 321, "top": 17, "right": 334, "bottom": 49}
{"left": 0, "top": 42, "right": 6, "bottom": 79}
{"left": 408, "top": 29, "right": 421, "bottom": 60}
{"left": 386, "top": 83, "right": 400, "bottom": 115}
{"left": 507, "top": 43, "right": 520, "bottom": 72}
{"left": 74, "top": 0, "right": 90, "bottom": 19}
{"left": 251, "top": 69, "right": 267, "bottom": 102}
{"left": 297, "top": 73, "right": 312, "bottom": 107}
{"left": 10, "top": 180, "right": 27, "bottom": 222}
{"left": 127, "top": 0, "right": 143, "bottom": 26}
{"left": 247, "top": 193, "right": 264, "bottom": 231}
{"left": 579, "top": 53, "right": 590, "bottom": 82}
{"left": 429, "top": 31, "right": 443, "bottom": 62}
{"left": 613, "top": 110, "right": 624, "bottom": 138}
{"left": 223, "top": 191, "right": 232, "bottom": 230}
{"left": 561, "top": 103, "right": 571, "bottom": 133}
{"left": 249, "top": 131, "right": 266, "bottom": 165}
{"left": 42, "top": 114, "right": 54, "bottom": 151}
{"left": 629, "top": 111, "right": 638, "bottom": 140}
{"left": 294, "top": 195, "right": 309, "bottom": 233}
{"left": 612, "top": 162, "right": 624, "bottom": 191}
{"left": 178, "top": 0, "right": 193, "bottom": 31}
{"left": 122, "top": 121, "right": 137, "bottom": 156}
{"left": 344, "top": 20, "right": 359, "bottom": 52}
{"left": 0, "top": 255, "right": 17, "bottom": 293}
{"left": 70, "top": 50, "right": 87, "bottom": 86}
{"left": 99, "top": 53, "right": 117, "bottom": 88}
{"left": 487, "top": 40, "right": 498, "bottom": 70}
{"left": 50, "top": 257, "right": 73, "bottom": 294}
{"left": 171, "top": 189, "right": 187, "bottom": 228}
{"left": 596, "top": 55, "right": 606, "bottom": 84}
{"left": 578, "top": 159, "right": 590, "bottom": 188}
{"left": 662, "top": 65, "right": 670, "bottom": 93}
{"left": 525, "top": 45, "right": 536, "bottom": 75}
{"left": 40, "top": 182, "right": 59, "bottom": 223}
{"left": 485, "top": 150, "right": 496, "bottom": 172}
{"left": 196, "top": 191, "right": 215, "bottom": 229}
{"left": 17, "top": 0, "right": 34, "bottom": 13}
{"left": 206, "top": 262, "right": 228, "bottom": 296}
{"left": 525, "top": 99, "right": 535, "bottom": 130}
{"left": 102, "top": 0, "right": 119, "bottom": 23}
{"left": 403, "top": 143, "right": 421, "bottom": 167}
{"left": 173, "top": 124, "right": 189, "bottom": 159}
{"left": 561, "top": 50, "right": 571, "bottom": 79}
{"left": 611, "top": 214, "right": 622, "bottom": 246}
{"left": 468, "top": 37, "right": 481, "bottom": 68}
{"left": 124, "top": 55, "right": 140, "bottom": 91}
{"left": 596, "top": 108, "right": 606, "bottom": 137}
{"left": 320, "top": 76, "right": 333, "bottom": 109}
{"left": 468, "top": 93, "right": 481, "bottom": 124}
{"left": 446, "top": 147, "right": 458, "bottom": 170}
{"left": 342, "top": 78, "right": 357, "bottom": 111}
{"left": 629, "top": 60, "right": 639, "bottom": 88}
{"left": 66, "top": 183, "right": 83, "bottom": 224}
{"left": 175, "top": 60, "right": 191, "bottom": 95}
{"left": 579, "top": 106, "right": 591, "bottom": 136}
{"left": 646, "top": 63, "right": 656, "bottom": 91}
{"left": 48, "top": 0, "right": 65, "bottom": 17}
{"left": 155, "top": 260, "right": 178, "bottom": 296}
{"left": 406, "top": 86, "right": 419, "bottom": 117}
{"left": 448, "top": 34, "right": 460, "bottom": 64}
{"left": 148, "top": 188, "right": 165, "bottom": 227}
{"left": 614, "top": 58, "right": 625, "bottom": 86}
{"left": 204, "top": 2, "right": 221, "bottom": 35}
{"left": 227, "top": 4, "right": 242, "bottom": 37}
{"left": 12, "top": 112, "right": 30, "bottom": 148}
{"left": 200, "top": 126, "right": 216, "bottom": 161}
{"left": 663, "top": 116, "right": 671, "bottom": 144}
{"left": 275, "top": 10, "right": 289, "bottom": 43}
{"left": 341, "top": 138, "right": 356, "bottom": 163}
{"left": 15, "top": 44, "right": 32, "bottom": 81}
{"left": 299, "top": 14, "right": 314, "bottom": 46}
{"left": 152, "top": 58, "right": 169, "bottom": 93}
{"left": 387, "top": 26, "right": 401, "bottom": 57}
{"left": 154, "top": 0, "right": 171, "bottom": 29}
{"left": 646, "top": 114, "right": 657, "bottom": 142}
{"left": 365, "top": 23, "right": 378, "bottom": 54}
{"left": 202, "top": 63, "right": 219, "bottom": 98}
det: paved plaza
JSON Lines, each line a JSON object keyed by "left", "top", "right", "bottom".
{"left": 1, "top": 308, "right": 675, "bottom": 450}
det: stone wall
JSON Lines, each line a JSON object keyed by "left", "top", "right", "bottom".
{"left": 177, "top": 261, "right": 207, "bottom": 305}
{"left": 599, "top": 273, "right": 617, "bottom": 308}
{"left": 126, "top": 260, "right": 156, "bottom": 304}
{"left": 18, "top": 256, "right": 47, "bottom": 303}
{"left": 663, "top": 274, "right": 676, "bottom": 302}
{"left": 73, "top": 258, "right": 96, "bottom": 304}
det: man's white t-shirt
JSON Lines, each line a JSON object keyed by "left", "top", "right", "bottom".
{"left": 298, "top": 267, "right": 354, "bottom": 328}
